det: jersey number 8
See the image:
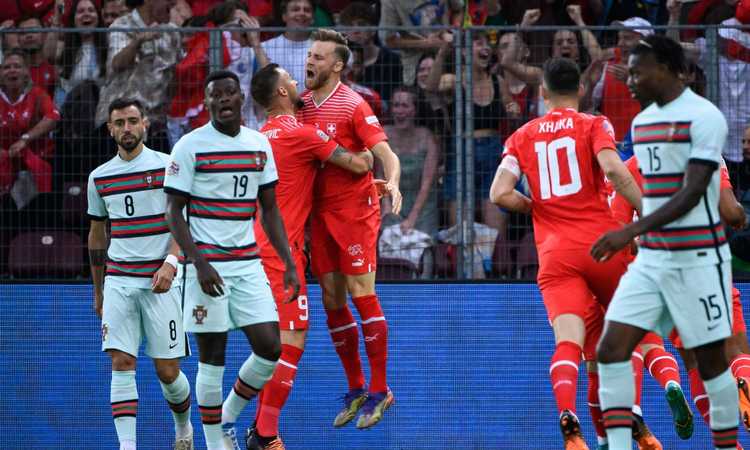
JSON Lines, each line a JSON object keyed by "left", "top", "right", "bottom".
{"left": 534, "top": 136, "right": 582, "bottom": 200}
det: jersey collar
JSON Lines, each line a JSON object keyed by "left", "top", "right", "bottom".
{"left": 311, "top": 81, "right": 341, "bottom": 109}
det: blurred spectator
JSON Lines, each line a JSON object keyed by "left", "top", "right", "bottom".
{"left": 670, "top": 0, "right": 750, "bottom": 172}
{"left": 343, "top": 41, "right": 383, "bottom": 118}
{"left": 101, "top": 0, "right": 129, "bottom": 26}
{"left": 338, "top": 1, "right": 402, "bottom": 104}
{"left": 0, "top": 50, "right": 60, "bottom": 197}
{"left": 494, "top": 32, "right": 539, "bottom": 140}
{"left": 378, "top": 0, "right": 463, "bottom": 86}
{"left": 16, "top": 16, "right": 58, "bottom": 97}
{"left": 94, "top": 0, "right": 181, "bottom": 153}
{"left": 382, "top": 86, "right": 440, "bottom": 237}
{"left": 426, "top": 31, "right": 509, "bottom": 234}
{"left": 45, "top": 0, "right": 108, "bottom": 105}
{"left": 415, "top": 52, "right": 452, "bottom": 137}
{"left": 585, "top": 17, "right": 650, "bottom": 142}
{"left": 260, "top": 0, "right": 313, "bottom": 90}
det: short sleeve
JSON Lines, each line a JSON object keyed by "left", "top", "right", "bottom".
{"left": 500, "top": 132, "right": 522, "bottom": 178}
{"left": 720, "top": 164, "right": 733, "bottom": 190}
{"left": 352, "top": 101, "right": 388, "bottom": 149}
{"left": 259, "top": 136, "right": 279, "bottom": 189}
{"left": 591, "top": 116, "right": 617, "bottom": 155}
{"left": 300, "top": 126, "right": 338, "bottom": 161}
{"left": 37, "top": 89, "right": 60, "bottom": 121}
{"left": 163, "top": 138, "right": 196, "bottom": 196}
{"left": 609, "top": 157, "right": 641, "bottom": 224}
{"left": 689, "top": 109, "right": 728, "bottom": 168}
{"left": 86, "top": 172, "right": 108, "bottom": 220}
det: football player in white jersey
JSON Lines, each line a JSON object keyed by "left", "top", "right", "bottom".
{"left": 87, "top": 98, "right": 194, "bottom": 450}
{"left": 591, "top": 35, "right": 739, "bottom": 450}
{"left": 164, "top": 70, "right": 299, "bottom": 450}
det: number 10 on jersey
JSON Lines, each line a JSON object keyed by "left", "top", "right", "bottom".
{"left": 535, "top": 136, "right": 582, "bottom": 200}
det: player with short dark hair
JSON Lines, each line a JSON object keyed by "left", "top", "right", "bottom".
{"left": 164, "top": 70, "right": 300, "bottom": 450}
{"left": 491, "top": 56, "right": 642, "bottom": 450}
{"left": 592, "top": 34, "right": 739, "bottom": 450}
{"left": 298, "top": 28, "right": 402, "bottom": 429}
{"left": 87, "top": 97, "right": 194, "bottom": 450}
{"left": 245, "top": 62, "right": 376, "bottom": 450}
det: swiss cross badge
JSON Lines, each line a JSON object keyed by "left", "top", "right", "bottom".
{"left": 326, "top": 123, "right": 337, "bottom": 136}
{"left": 193, "top": 305, "right": 207, "bottom": 325}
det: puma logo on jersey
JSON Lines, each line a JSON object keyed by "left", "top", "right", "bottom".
{"left": 364, "top": 333, "right": 379, "bottom": 342}
{"left": 538, "top": 117, "right": 573, "bottom": 133}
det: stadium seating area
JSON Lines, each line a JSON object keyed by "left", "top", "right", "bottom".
{"left": 0, "top": 0, "right": 749, "bottom": 280}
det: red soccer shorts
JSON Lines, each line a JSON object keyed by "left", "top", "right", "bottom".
{"left": 538, "top": 248, "right": 630, "bottom": 361}
{"left": 310, "top": 203, "right": 380, "bottom": 276}
{"left": 263, "top": 249, "right": 310, "bottom": 331}
{"left": 670, "top": 286, "right": 745, "bottom": 349}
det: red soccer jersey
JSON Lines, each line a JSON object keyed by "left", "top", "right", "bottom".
{"left": 297, "top": 82, "right": 387, "bottom": 211}
{"left": 254, "top": 115, "right": 338, "bottom": 269}
{"left": 29, "top": 62, "right": 57, "bottom": 98}
{"left": 610, "top": 156, "right": 733, "bottom": 224}
{"left": 0, "top": 86, "right": 60, "bottom": 158}
{"left": 502, "top": 108, "right": 620, "bottom": 256}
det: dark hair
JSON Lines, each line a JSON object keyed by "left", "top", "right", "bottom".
{"left": 204, "top": 70, "right": 240, "bottom": 90}
{"left": 280, "top": 0, "right": 313, "bottom": 17}
{"left": 250, "top": 63, "right": 281, "bottom": 108}
{"left": 310, "top": 28, "right": 351, "bottom": 66}
{"left": 108, "top": 97, "right": 145, "bottom": 120}
{"left": 125, "top": 0, "right": 143, "bottom": 8}
{"left": 631, "top": 34, "right": 686, "bottom": 76}
{"left": 391, "top": 85, "right": 418, "bottom": 104}
{"left": 59, "top": 0, "right": 108, "bottom": 80}
{"left": 338, "top": 1, "right": 377, "bottom": 26}
{"left": 3, "top": 48, "right": 29, "bottom": 66}
{"left": 207, "top": 1, "right": 238, "bottom": 26}
{"left": 542, "top": 57, "right": 580, "bottom": 95}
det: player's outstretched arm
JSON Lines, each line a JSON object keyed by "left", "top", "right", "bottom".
{"left": 88, "top": 219, "right": 108, "bottom": 318}
{"left": 597, "top": 149, "right": 642, "bottom": 216}
{"left": 165, "top": 193, "right": 224, "bottom": 297}
{"left": 326, "top": 145, "right": 373, "bottom": 175}
{"left": 258, "top": 186, "right": 300, "bottom": 303}
{"left": 489, "top": 162, "right": 532, "bottom": 213}
{"left": 591, "top": 162, "right": 715, "bottom": 261}
{"left": 371, "top": 141, "right": 402, "bottom": 215}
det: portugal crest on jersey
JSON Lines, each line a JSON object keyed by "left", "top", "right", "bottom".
{"left": 193, "top": 305, "right": 207, "bottom": 325}
{"left": 144, "top": 172, "right": 153, "bottom": 187}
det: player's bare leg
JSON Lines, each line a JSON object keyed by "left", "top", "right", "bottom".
{"left": 640, "top": 342, "right": 693, "bottom": 440}
{"left": 248, "top": 329, "right": 307, "bottom": 450}
{"left": 597, "top": 321, "right": 649, "bottom": 450}
{"left": 109, "top": 350, "right": 138, "bottom": 450}
{"left": 320, "top": 271, "right": 367, "bottom": 427}
{"left": 346, "top": 271, "right": 394, "bottom": 429}
{"left": 219, "top": 323, "right": 281, "bottom": 450}
{"left": 693, "top": 339, "right": 740, "bottom": 449}
{"left": 153, "top": 358, "right": 193, "bottom": 449}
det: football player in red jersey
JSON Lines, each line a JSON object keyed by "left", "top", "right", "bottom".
{"left": 490, "top": 57, "right": 642, "bottom": 450}
{"left": 297, "top": 28, "right": 401, "bottom": 429}
{"left": 246, "top": 63, "right": 376, "bottom": 449}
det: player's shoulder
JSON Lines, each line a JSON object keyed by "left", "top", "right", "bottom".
{"left": 90, "top": 153, "right": 126, "bottom": 180}
{"left": 682, "top": 89, "right": 725, "bottom": 124}
{"left": 333, "top": 83, "right": 365, "bottom": 106}
{"left": 174, "top": 123, "right": 212, "bottom": 149}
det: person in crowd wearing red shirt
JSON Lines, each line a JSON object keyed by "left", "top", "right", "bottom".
{"left": 0, "top": 49, "right": 60, "bottom": 196}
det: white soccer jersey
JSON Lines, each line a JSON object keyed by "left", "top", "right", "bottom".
{"left": 87, "top": 147, "right": 172, "bottom": 288}
{"left": 632, "top": 88, "right": 730, "bottom": 268}
{"left": 163, "top": 122, "right": 278, "bottom": 277}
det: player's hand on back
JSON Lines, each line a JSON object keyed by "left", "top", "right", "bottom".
{"left": 282, "top": 263, "right": 300, "bottom": 303}
{"left": 195, "top": 258, "right": 225, "bottom": 297}
{"left": 94, "top": 289, "right": 104, "bottom": 318}
{"left": 151, "top": 262, "right": 177, "bottom": 293}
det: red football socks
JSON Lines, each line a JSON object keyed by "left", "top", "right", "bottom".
{"left": 644, "top": 347, "right": 681, "bottom": 389}
{"left": 352, "top": 295, "right": 389, "bottom": 394}
{"left": 550, "top": 341, "right": 582, "bottom": 414}
{"left": 326, "top": 305, "right": 365, "bottom": 390}
{"left": 256, "top": 344, "right": 304, "bottom": 437}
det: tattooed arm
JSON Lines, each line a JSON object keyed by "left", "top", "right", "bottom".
{"left": 88, "top": 219, "right": 108, "bottom": 318}
{"left": 326, "top": 145, "right": 374, "bottom": 175}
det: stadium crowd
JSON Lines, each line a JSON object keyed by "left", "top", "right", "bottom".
{"left": 0, "top": 0, "right": 749, "bottom": 280}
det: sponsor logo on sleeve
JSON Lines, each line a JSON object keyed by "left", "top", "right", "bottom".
{"left": 365, "top": 115, "right": 380, "bottom": 126}
{"left": 602, "top": 119, "right": 615, "bottom": 139}
{"left": 167, "top": 161, "right": 180, "bottom": 176}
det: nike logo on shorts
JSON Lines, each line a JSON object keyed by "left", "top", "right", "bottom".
{"left": 169, "top": 343, "right": 178, "bottom": 349}
{"left": 707, "top": 323, "right": 721, "bottom": 331}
